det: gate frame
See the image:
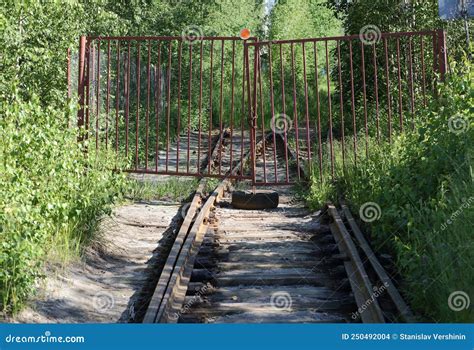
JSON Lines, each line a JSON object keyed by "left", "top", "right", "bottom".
{"left": 243, "top": 29, "right": 447, "bottom": 186}
{"left": 73, "top": 30, "right": 447, "bottom": 185}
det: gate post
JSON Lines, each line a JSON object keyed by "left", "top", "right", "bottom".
{"left": 77, "top": 36, "right": 87, "bottom": 134}
{"left": 244, "top": 41, "right": 257, "bottom": 185}
{"left": 437, "top": 29, "right": 447, "bottom": 81}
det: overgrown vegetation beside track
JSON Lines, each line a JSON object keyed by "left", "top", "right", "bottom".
{"left": 306, "top": 62, "right": 473, "bottom": 322}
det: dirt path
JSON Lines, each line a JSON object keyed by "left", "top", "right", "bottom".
{"left": 11, "top": 203, "right": 181, "bottom": 323}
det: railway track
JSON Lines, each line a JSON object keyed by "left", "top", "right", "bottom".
{"left": 142, "top": 132, "right": 413, "bottom": 323}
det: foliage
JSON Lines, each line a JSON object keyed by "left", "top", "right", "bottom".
{"left": 306, "top": 61, "right": 473, "bottom": 322}
{"left": 0, "top": 90, "right": 127, "bottom": 313}
{"left": 126, "top": 177, "right": 199, "bottom": 202}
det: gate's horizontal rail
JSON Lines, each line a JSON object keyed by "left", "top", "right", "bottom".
{"left": 86, "top": 36, "right": 257, "bottom": 41}
{"left": 244, "top": 30, "right": 438, "bottom": 46}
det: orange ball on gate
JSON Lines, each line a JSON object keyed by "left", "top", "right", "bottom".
{"left": 239, "top": 28, "right": 251, "bottom": 40}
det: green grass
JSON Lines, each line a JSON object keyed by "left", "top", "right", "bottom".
{"left": 126, "top": 177, "right": 199, "bottom": 203}
{"left": 304, "top": 62, "right": 473, "bottom": 322}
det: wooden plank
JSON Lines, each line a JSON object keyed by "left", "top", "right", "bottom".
{"left": 341, "top": 204, "right": 415, "bottom": 322}
{"left": 186, "top": 285, "right": 350, "bottom": 299}
{"left": 182, "top": 299, "right": 355, "bottom": 314}
{"left": 328, "top": 204, "right": 385, "bottom": 323}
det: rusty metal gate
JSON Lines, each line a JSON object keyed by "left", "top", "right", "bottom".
{"left": 75, "top": 35, "right": 256, "bottom": 180}
{"left": 244, "top": 29, "right": 447, "bottom": 185}
{"left": 73, "top": 30, "right": 447, "bottom": 185}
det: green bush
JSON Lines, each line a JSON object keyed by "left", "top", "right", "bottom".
{"left": 0, "top": 90, "right": 127, "bottom": 313}
{"left": 306, "top": 61, "right": 473, "bottom": 322}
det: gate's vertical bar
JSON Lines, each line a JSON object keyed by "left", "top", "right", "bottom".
{"left": 437, "top": 29, "right": 447, "bottom": 81}
{"left": 313, "top": 42, "right": 323, "bottom": 182}
{"left": 125, "top": 42, "right": 131, "bottom": 157}
{"left": 89, "top": 43, "right": 94, "bottom": 136}
{"left": 384, "top": 37, "right": 392, "bottom": 142}
{"left": 229, "top": 41, "right": 236, "bottom": 176}
{"left": 187, "top": 42, "right": 193, "bottom": 174}
{"left": 77, "top": 36, "right": 87, "bottom": 137}
{"left": 208, "top": 40, "right": 214, "bottom": 175}
{"left": 290, "top": 43, "right": 301, "bottom": 180}
{"left": 176, "top": 40, "right": 182, "bottom": 173}
{"left": 372, "top": 42, "right": 380, "bottom": 143}
{"left": 241, "top": 44, "right": 247, "bottom": 177}
{"left": 301, "top": 42, "right": 312, "bottom": 175}
{"left": 136, "top": 42, "right": 141, "bottom": 170}
{"left": 396, "top": 37, "right": 403, "bottom": 132}
{"left": 348, "top": 40, "right": 357, "bottom": 166}
{"left": 268, "top": 43, "right": 278, "bottom": 182}
{"left": 145, "top": 40, "right": 151, "bottom": 170}
{"left": 198, "top": 41, "right": 204, "bottom": 174}
{"left": 252, "top": 42, "right": 259, "bottom": 185}
{"left": 337, "top": 40, "right": 345, "bottom": 171}
{"left": 420, "top": 36, "right": 427, "bottom": 107}
{"left": 106, "top": 41, "right": 111, "bottom": 149}
{"left": 360, "top": 41, "right": 368, "bottom": 159}
{"left": 85, "top": 39, "right": 91, "bottom": 138}
{"left": 96, "top": 40, "right": 101, "bottom": 150}
{"left": 166, "top": 41, "right": 172, "bottom": 172}
{"left": 325, "top": 41, "right": 334, "bottom": 178}
{"left": 245, "top": 41, "right": 258, "bottom": 185}
{"left": 280, "top": 44, "right": 290, "bottom": 183}
{"left": 258, "top": 47, "right": 267, "bottom": 183}
{"left": 155, "top": 41, "right": 162, "bottom": 172}
{"left": 115, "top": 41, "right": 121, "bottom": 157}
{"left": 408, "top": 37, "right": 415, "bottom": 129}
{"left": 218, "top": 40, "right": 225, "bottom": 175}
{"left": 432, "top": 32, "right": 438, "bottom": 93}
